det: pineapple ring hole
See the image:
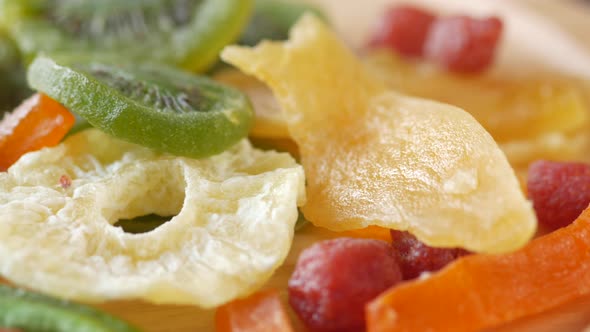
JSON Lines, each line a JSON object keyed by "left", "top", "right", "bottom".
{"left": 97, "top": 162, "right": 187, "bottom": 233}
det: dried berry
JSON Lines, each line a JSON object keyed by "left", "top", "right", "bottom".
{"left": 424, "top": 16, "right": 503, "bottom": 73}
{"left": 288, "top": 238, "right": 402, "bottom": 332}
{"left": 368, "top": 5, "right": 436, "bottom": 57}
{"left": 527, "top": 160, "right": 590, "bottom": 231}
{"left": 391, "top": 230, "right": 469, "bottom": 280}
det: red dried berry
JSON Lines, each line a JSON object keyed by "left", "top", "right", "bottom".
{"left": 424, "top": 15, "right": 503, "bottom": 73}
{"left": 288, "top": 238, "right": 402, "bottom": 332}
{"left": 368, "top": 5, "right": 436, "bottom": 57}
{"left": 527, "top": 160, "right": 590, "bottom": 231}
{"left": 390, "top": 230, "right": 469, "bottom": 280}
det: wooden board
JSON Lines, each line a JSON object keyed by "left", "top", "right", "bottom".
{"left": 8, "top": 1, "right": 590, "bottom": 331}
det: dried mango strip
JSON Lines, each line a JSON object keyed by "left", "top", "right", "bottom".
{"left": 222, "top": 15, "right": 536, "bottom": 253}
{"left": 367, "top": 206, "right": 590, "bottom": 332}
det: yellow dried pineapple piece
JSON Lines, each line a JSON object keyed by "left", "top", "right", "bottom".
{"left": 365, "top": 52, "right": 590, "bottom": 144}
{"left": 0, "top": 129, "right": 305, "bottom": 307}
{"left": 222, "top": 15, "right": 536, "bottom": 253}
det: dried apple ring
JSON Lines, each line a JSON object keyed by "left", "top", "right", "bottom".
{"left": 0, "top": 129, "right": 305, "bottom": 307}
{"left": 222, "top": 15, "right": 536, "bottom": 254}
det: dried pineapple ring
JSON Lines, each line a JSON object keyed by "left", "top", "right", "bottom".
{"left": 0, "top": 129, "right": 305, "bottom": 307}
{"left": 222, "top": 15, "right": 536, "bottom": 253}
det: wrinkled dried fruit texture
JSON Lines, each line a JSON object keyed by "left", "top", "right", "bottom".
{"left": 367, "top": 206, "right": 590, "bottom": 332}
{"left": 216, "top": 289, "right": 294, "bottom": 332}
{"left": 222, "top": 15, "right": 536, "bottom": 253}
{"left": 390, "top": 230, "right": 469, "bottom": 280}
{"left": 214, "top": 69, "right": 289, "bottom": 139}
{"left": 368, "top": 5, "right": 435, "bottom": 57}
{"left": 0, "top": 129, "right": 305, "bottom": 307}
{"left": 288, "top": 238, "right": 401, "bottom": 332}
{"left": 0, "top": 93, "right": 74, "bottom": 171}
{"left": 365, "top": 52, "right": 590, "bottom": 145}
{"left": 424, "top": 16, "right": 503, "bottom": 73}
{"left": 527, "top": 160, "right": 590, "bottom": 231}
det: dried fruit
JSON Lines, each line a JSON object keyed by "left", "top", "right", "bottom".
{"left": 28, "top": 55, "right": 254, "bottom": 159}
{"left": 368, "top": 6, "right": 435, "bottom": 57}
{"left": 0, "top": 284, "right": 139, "bottom": 332}
{"left": 367, "top": 206, "right": 590, "bottom": 332}
{"left": 0, "top": 93, "right": 74, "bottom": 171}
{"left": 214, "top": 69, "right": 289, "bottom": 139}
{"left": 365, "top": 52, "right": 589, "bottom": 144}
{"left": 222, "top": 15, "right": 536, "bottom": 253}
{"left": 391, "top": 230, "right": 469, "bottom": 280}
{"left": 0, "top": 129, "right": 305, "bottom": 307}
{"left": 216, "top": 289, "right": 294, "bottom": 332}
{"left": 527, "top": 160, "right": 590, "bottom": 231}
{"left": 288, "top": 238, "right": 401, "bottom": 332}
{"left": 424, "top": 15, "right": 503, "bottom": 73}
{"left": 2, "top": 0, "right": 253, "bottom": 72}
{"left": 499, "top": 132, "right": 590, "bottom": 167}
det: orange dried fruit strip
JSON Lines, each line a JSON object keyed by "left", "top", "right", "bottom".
{"left": 366, "top": 206, "right": 590, "bottom": 332}
{"left": 0, "top": 93, "right": 74, "bottom": 171}
{"left": 365, "top": 51, "right": 590, "bottom": 143}
{"left": 215, "top": 289, "right": 294, "bottom": 332}
{"left": 222, "top": 15, "right": 536, "bottom": 253}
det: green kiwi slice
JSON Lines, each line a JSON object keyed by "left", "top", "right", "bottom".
{"left": 2, "top": 0, "right": 253, "bottom": 72}
{"left": 0, "top": 284, "right": 140, "bottom": 332}
{"left": 239, "top": 0, "right": 327, "bottom": 46}
{"left": 28, "top": 55, "right": 253, "bottom": 158}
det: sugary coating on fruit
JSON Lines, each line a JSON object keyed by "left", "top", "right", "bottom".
{"left": 527, "top": 160, "right": 590, "bottom": 231}
{"left": 390, "top": 230, "right": 469, "bottom": 280}
{"left": 222, "top": 15, "right": 536, "bottom": 253}
{"left": 0, "top": 129, "right": 305, "bottom": 307}
{"left": 288, "top": 238, "right": 402, "bottom": 332}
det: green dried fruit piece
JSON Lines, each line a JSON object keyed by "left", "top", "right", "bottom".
{"left": 0, "top": 285, "right": 140, "bottom": 332}
{"left": 28, "top": 55, "right": 253, "bottom": 158}
{"left": 2, "top": 0, "right": 252, "bottom": 72}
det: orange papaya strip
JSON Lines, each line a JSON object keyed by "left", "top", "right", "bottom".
{"left": 367, "top": 206, "right": 590, "bottom": 332}
{"left": 215, "top": 289, "right": 294, "bottom": 332}
{"left": 0, "top": 93, "right": 74, "bottom": 171}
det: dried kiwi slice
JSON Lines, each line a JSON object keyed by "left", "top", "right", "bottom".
{"left": 239, "top": 0, "right": 326, "bottom": 46}
{"left": 0, "top": 285, "right": 140, "bottom": 332}
{"left": 2, "top": 0, "right": 252, "bottom": 72}
{"left": 28, "top": 55, "right": 253, "bottom": 158}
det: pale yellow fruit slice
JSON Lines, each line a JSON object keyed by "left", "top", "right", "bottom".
{"left": 0, "top": 129, "right": 305, "bottom": 307}
{"left": 222, "top": 15, "right": 536, "bottom": 253}
{"left": 214, "top": 69, "right": 290, "bottom": 139}
{"left": 365, "top": 52, "right": 589, "bottom": 144}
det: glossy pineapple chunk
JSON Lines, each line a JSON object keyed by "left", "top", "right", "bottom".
{"left": 223, "top": 15, "right": 536, "bottom": 253}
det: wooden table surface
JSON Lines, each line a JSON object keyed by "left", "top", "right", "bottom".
{"left": 13, "top": 1, "right": 590, "bottom": 332}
